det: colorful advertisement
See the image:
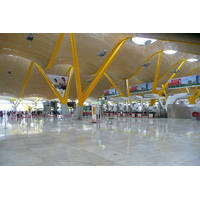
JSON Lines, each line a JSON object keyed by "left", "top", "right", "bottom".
{"left": 92, "top": 104, "right": 97, "bottom": 123}
{"left": 168, "top": 75, "right": 200, "bottom": 89}
{"left": 129, "top": 82, "right": 161, "bottom": 94}
{"left": 46, "top": 74, "right": 69, "bottom": 97}
{"left": 147, "top": 82, "right": 153, "bottom": 91}
{"left": 130, "top": 83, "right": 148, "bottom": 94}
{"left": 104, "top": 89, "right": 119, "bottom": 96}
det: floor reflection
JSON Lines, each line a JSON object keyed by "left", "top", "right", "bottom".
{"left": 0, "top": 115, "right": 200, "bottom": 166}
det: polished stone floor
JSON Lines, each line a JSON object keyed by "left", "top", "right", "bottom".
{"left": 0, "top": 115, "right": 200, "bottom": 166}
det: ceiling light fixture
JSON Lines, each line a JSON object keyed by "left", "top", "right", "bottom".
{"left": 97, "top": 50, "right": 107, "bottom": 57}
{"left": 187, "top": 58, "right": 198, "bottom": 62}
{"left": 163, "top": 50, "right": 178, "bottom": 55}
{"left": 26, "top": 33, "right": 34, "bottom": 41}
{"left": 141, "top": 62, "right": 150, "bottom": 67}
{"left": 131, "top": 37, "right": 157, "bottom": 45}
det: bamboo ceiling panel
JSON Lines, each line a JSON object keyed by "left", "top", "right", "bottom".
{"left": 0, "top": 33, "right": 200, "bottom": 102}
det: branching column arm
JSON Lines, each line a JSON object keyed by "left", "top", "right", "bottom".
{"left": 127, "top": 50, "right": 163, "bottom": 80}
{"left": 186, "top": 87, "right": 190, "bottom": 93}
{"left": 125, "top": 79, "right": 130, "bottom": 97}
{"left": 82, "top": 38, "right": 128, "bottom": 103}
{"left": 189, "top": 86, "right": 199, "bottom": 104}
{"left": 45, "top": 33, "right": 65, "bottom": 69}
{"left": 63, "top": 67, "right": 74, "bottom": 104}
{"left": 158, "top": 60, "right": 185, "bottom": 81}
{"left": 152, "top": 52, "right": 162, "bottom": 93}
{"left": 70, "top": 33, "right": 83, "bottom": 106}
{"left": 190, "top": 89, "right": 200, "bottom": 104}
{"left": 34, "top": 62, "right": 64, "bottom": 104}
{"left": 178, "top": 88, "right": 185, "bottom": 93}
{"left": 158, "top": 60, "right": 187, "bottom": 96}
{"left": 20, "top": 61, "right": 34, "bottom": 98}
{"left": 162, "top": 84, "right": 168, "bottom": 99}
{"left": 185, "top": 67, "right": 200, "bottom": 76}
{"left": 104, "top": 73, "right": 125, "bottom": 97}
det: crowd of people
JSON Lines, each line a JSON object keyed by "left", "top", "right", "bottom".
{"left": 0, "top": 110, "right": 61, "bottom": 119}
{"left": 0, "top": 110, "right": 45, "bottom": 119}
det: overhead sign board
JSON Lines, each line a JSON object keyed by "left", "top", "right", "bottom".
{"left": 130, "top": 83, "right": 148, "bottom": 94}
{"left": 130, "top": 82, "right": 157, "bottom": 94}
{"left": 168, "top": 75, "right": 200, "bottom": 89}
{"left": 104, "top": 89, "right": 119, "bottom": 96}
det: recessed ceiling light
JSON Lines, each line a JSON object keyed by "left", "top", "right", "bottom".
{"left": 131, "top": 37, "right": 157, "bottom": 45}
{"left": 163, "top": 50, "right": 178, "bottom": 55}
{"left": 187, "top": 58, "right": 198, "bottom": 62}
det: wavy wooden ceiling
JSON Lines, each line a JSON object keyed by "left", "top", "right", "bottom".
{"left": 0, "top": 33, "right": 200, "bottom": 102}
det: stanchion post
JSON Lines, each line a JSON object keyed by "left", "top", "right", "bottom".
{"left": 4, "top": 117, "right": 8, "bottom": 129}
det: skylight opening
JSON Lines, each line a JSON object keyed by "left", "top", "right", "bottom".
{"left": 131, "top": 37, "right": 157, "bottom": 45}
{"left": 163, "top": 50, "right": 178, "bottom": 55}
{"left": 187, "top": 58, "right": 198, "bottom": 62}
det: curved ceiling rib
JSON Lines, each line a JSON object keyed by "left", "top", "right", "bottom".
{"left": 1, "top": 33, "right": 200, "bottom": 103}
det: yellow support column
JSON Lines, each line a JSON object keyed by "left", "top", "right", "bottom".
{"left": 189, "top": 86, "right": 199, "bottom": 104}
{"left": 150, "top": 52, "right": 162, "bottom": 106}
{"left": 126, "top": 79, "right": 130, "bottom": 97}
{"left": 127, "top": 50, "right": 163, "bottom": 80}
{"left": 34, "top": 62, "right": 65, "bottom": 104}
{"left": 158, "top": 60, "right": 186, "bottom": 96}
{"left": 158, "top": 60, "right": 186, "bottom": 81}
{"left": 104, "top": 73, "right": 125, "bottom": 97}
{"left": 178, "top": 88, "right": 185, "bottom": 93}
{"left": 89, "top": 37, "right": 132, "bottom": 76}
{"left": 190, "top": 90, "right": 200, "bottom": 104}
{"left": 82, "top": 38, "right": 128, "bottom": 103}
{"left": 45, "top": 33, "right": 65, "bottom": 69}
{"left": 64, "top": 66, "right": 73, "bottom": 76}
{"left": 70, "top": 33, "right": 83, "bottom": 106}
{"left": 152, "top": 52, "right": 162, "bottom": 93}
{"left": 162, "top": 84, "right": 168, "bottom": 99}
{"left": 186, "top": 87, "right": 190, "bottom": 93}
{"left": 185, "top": 67, "right": 200, "bottom": 76}
{"left": 63, "top": 67, "right": 74, "bottom": 104}
{"left": 20, "top": 61, "right": 34, "bottom": 98}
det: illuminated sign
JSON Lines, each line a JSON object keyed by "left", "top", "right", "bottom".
{"left": 104, "top": 89, "right": 119, "bottom": 96}
{"left": 168, "top": 75, "right": 200, "bottom": 89}
{"left": 130, "top": 82, "right": 154, "bottom": 94}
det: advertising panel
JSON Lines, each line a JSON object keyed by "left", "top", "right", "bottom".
{"left": 92, "top": 104, "right": 97, "bottom": 123}
{"left": 168, "top": 75, "right": 200, "bottom": 89}
{"left": 104, "top": 89, "right": 119, "bottom": 96}
{"left": 147, "top": 82, "right": 153, "bottom": 91}
{"left": 130, "top": 83, "right": 148, "bottom": 94}
{"left": 46, "top": 74, "right": 69, "bottom": 97}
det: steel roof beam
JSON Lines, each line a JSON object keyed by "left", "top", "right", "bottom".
{"left": 44, "top": 33, "right": 65, "bottom": 69}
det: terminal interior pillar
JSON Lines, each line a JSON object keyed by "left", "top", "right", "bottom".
{"left": 43, "top": 101, "right": 51, "bottom": 114}
{"left": 62, "top": 104, "right": 70, "bottom": 115}
{"left": 74, "top": 105, "right": 83, "bottom": 120}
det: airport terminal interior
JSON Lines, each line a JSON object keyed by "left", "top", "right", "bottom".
{"left": 1, "top": 33, "right": 200, "bottom": 166}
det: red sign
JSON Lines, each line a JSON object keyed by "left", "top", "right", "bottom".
{"left": 130, "top": 86, "right": 138, "bottom": 91}
{"left": 169, "top": 79, "right": 181, "bottom": 85}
